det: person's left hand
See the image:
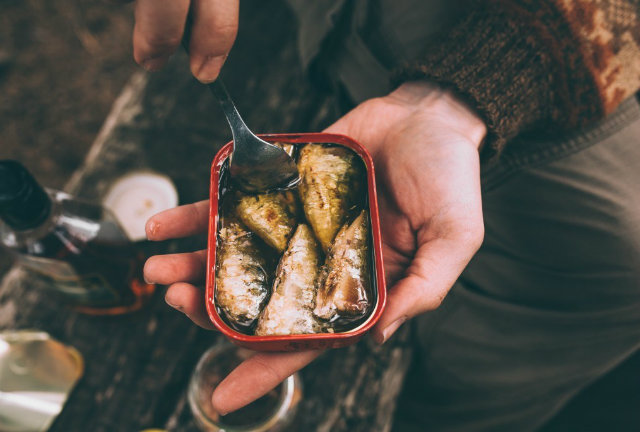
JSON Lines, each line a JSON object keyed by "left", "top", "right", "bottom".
{"left": 144, "top": 82, "right": 486, "bottom": 415}
{"left": 143, "top": 199, "right": 323, "bottom": 413}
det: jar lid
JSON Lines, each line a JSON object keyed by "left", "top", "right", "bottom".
{"left": 103, "top": 171, "right": 178, "bottom": 241}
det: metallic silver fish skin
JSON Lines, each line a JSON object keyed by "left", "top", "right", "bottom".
{"left": 255, "top": 224, "right": 325, "bottom": 336}
{"left": 215, "top": 220, "right": 269, "bottom": 328}
{"left": 314, "top": 210, "right": 370, "bottom": 321}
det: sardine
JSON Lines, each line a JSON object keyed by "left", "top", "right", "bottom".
{"left": 314, "top": 210, "right": 370, "bottom": 320}
{"left": 215, "top": 220, "right": 269, "bottom": 328}
{"left": 235, "top": 191, "right": 299, "bottom": 253}
{"left": 298, "top": 144, "right": 365, "bottom": 251}
{"left": 255, "top": 224, "right": 324, "bottom": 335}
{"left": 280, "top": 189, "right": 303, "bottom": 220}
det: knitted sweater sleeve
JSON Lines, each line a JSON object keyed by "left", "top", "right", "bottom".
{"left": 393, "top": 0, "right": 640, "bottom": 157}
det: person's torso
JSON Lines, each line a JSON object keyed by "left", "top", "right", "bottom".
{"left": 286, "top": 0, "right": 466, "bottom": 104}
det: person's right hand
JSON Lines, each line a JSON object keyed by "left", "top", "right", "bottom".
{"left": 116, "top": 0, "right": 238, "bottom": 83}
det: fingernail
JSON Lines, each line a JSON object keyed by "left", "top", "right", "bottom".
{"left": 142, "top": 54, "right": 170, "bottom": 72}
{"left": 377, "top": 317, "right": 407, "bottom": 345}
{"left": 145, "top": 219, "right": 158, "bottom": 240}
{"left": 196, "top": 55, "right": 225, "bottom": 83}
{"left": 142, "top": 260, "right": 154, "bottom": 284}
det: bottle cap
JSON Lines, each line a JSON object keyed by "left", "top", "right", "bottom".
{"left": 103, "top": 171, "right": 178, "bottom": 241}
{"left": 0, "top": 160, "right": 51, "bottom": 230}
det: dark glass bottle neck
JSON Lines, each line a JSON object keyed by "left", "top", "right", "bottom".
{"left": 0, "top": 160, "right": 52, "bottom": 231}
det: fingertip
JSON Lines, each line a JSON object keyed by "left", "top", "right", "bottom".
{"left": 192, "top": 54, "right": 226, "bottom": 83}
{"left": 143, "top": 201, "right": 210, "bottom": 241}
{"left": 132, "top": 32, "right": 172, "bottom": 72}
{"left": 375, "top": 316, "right": 407, "bottom": 345}
{"left": 141, "top": 54, "right": 170, "bottom": 72}
{"left": 165, "top": 283, "right": 216, "bottom": 329}
{"left": 371, "top": 328, "right": 385, "bottom": 345}
{"left": 142, "top": 257, "right": 156, "bottom": 284}
{"left": 373, "top": 273, "right": 446, "bottom": 344}
{"left": 210, "top": 350, "right": 321, "bottom": 415}
{"left": 188, "top": 0, "right": 238, "bottom": 82}
{"left": 164, "top": 286, "right": 182, "bottom": 311}
{"left": 145, "top": 217, "right": 159, "bottom": 240}
{"left": 211, "top": 386, "right": 229, "bottom": 416}
{"left": 132, "top": 0, "right": 189, "bottom": 70}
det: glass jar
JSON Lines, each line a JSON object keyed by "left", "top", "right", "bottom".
{"left": 188, "top": 343, "right": 302, "bottom": 432}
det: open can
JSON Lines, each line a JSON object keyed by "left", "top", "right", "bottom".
{"left": 206, "top": 133, "right": 386, "bottom": 351}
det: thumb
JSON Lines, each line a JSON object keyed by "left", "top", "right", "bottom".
{"left": 322, "top": 97, "right": 387, "bottom": 137}
{"left": 212, "top": 350, "right": 321, "bottom": 414}
{"left": 323, "top": 110, "right": 357, "bottom": 136}
{"left": 321, "top": 103, "right": 386, "bottom": 156}
{"left": 372, "top": 233, "right": 481, "bottom": 344}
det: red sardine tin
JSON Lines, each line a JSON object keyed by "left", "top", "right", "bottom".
{"left": 206, "top": 133, "right": 386, "bottom": 351}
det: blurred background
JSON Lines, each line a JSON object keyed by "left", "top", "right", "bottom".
{"left": 0, "top": 0, "right": 136, "bottom": 275}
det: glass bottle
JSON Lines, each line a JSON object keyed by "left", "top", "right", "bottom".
{"left": 0, "top": 160, "right": 155, "bottom": 315}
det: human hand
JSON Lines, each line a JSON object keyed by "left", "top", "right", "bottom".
{"left": 329, "top": 82, "right": 486, "bottom": 343}
{"left": 143, "top": 200, "right": 323, "bottom": 414}
{"left": 115, "top": 0, "right": 238, "bottom": 83}
{"left": 143, "top": 81, "right": 486, "bottom": 414}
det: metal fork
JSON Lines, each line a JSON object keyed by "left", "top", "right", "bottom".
{"left": 181, "top": 14, "right": 299, "bottom": 193}
{"left": 207, "top": 79, "right": 300, "bottom": 193}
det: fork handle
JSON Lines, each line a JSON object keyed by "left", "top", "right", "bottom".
{"left": 181, "top": 13, "right": 250, "bottom": 140}
{"left": 207, "top": 79, "right": 250, "bottom": 140}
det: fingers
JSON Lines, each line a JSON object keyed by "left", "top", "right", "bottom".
{"left": 322, "top": 98, "right": 413, "bottom": 157}
{"left": 323, "top": 113, "right": 355, "bottom": 136}
{"left": 146, "top": 200, "right": 209, "bottom": 241}
{"left": 212, "top": 350, "right": 322, "bottom": 415}
{"left": 131, "top": 0, "right": 238, "bottom": 80}
{"left": 373, "top": 228, "right": 483, "bottom": 344}
{"left": 188, "top": 0, "right": 239, "bottom": 83}
{"left": 165, "top": 282, "right": 216, "bottom": 330}
{"left": 133, "top": 0, "right": 190, "bottom": 71}
{"left": 144, "top": 250, "right": 207, "bottom": 285}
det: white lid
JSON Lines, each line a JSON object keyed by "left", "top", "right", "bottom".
{"left": 103, "top": 171, "right": 178, "bottom": 241}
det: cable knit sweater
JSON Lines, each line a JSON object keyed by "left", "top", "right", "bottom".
{"left": 393, "top": 0, "right": 640, "bottom": 157}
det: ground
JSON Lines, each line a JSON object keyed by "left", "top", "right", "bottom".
{"left": 0, "top": 0, "right": 137, "bottom": 272}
